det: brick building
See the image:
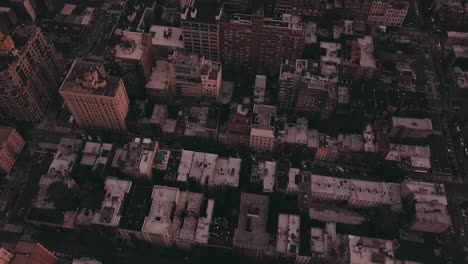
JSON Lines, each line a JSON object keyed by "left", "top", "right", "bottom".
{"left": 0, "top": 126, "right": 25, "bottom": 175}
{"left": 59, "top": 59, "right": 129, "bottom": 132}
{"left": 0, "top": 25, "right": 64, "bottom": 121}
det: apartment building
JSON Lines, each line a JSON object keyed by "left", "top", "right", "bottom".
{"left": 115, "top": 31, "right": 154, "bottom": 99}
{"left": 389, "top": 117, "right": 433, "bottom": 141}
{"left": 249, "top": 105, "right": 277, "bottom": 152}
{"left": 92, "top": 178, "right": 132, "bottom": 228}
{"left": 181, "top": 0, "right": 223, "bottom": 61}
{"left": 367, "top": 0, "right": 409, "bottom": 27}
{"left": 0, "top": 126, "right": 25, "bottom": 175}
{"left": 0, "top": 25, "right": 64, "bottom": 121}
{"left": 59, "top": 58, "right": 129, "bottom": 132}
{"left": 142, "top": 185, "right": 180, "bottom": 247}
{"left": 276, "top": 214, "right": 300, "bottom": 255}
{"left": 341, "top": 36, "right": 377, "bottom": 80}
{"left": 220, "top": 11, "right": 305, "bottom": 74}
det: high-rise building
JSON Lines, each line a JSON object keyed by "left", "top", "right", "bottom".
{"left": 115, "top": 31, "right": 154, "bottom": 99}
{"left": 342, "top": 0, "right": 373, "bottom": 20}
{"left": 59, "top": 58, "right": 129, "bottom": 132}
{"left": 220, "top": 10, "right": 305, "bottom": 74}
{"left": 274, "top": 0, "right": 327, "bottom": 16}
{"left": 0, "top": 7, "right": 18, "bottom": 34}
{"left": 250, "top": 105, "right": 277, "bottom": 152}
{"left": 0, "top": 25, "right": 64, "bottom": 121}
{"left": 367, "top": 0, "right": 409, "bottom": 27}
{"left": 181, "top": 0, "right": 223, "bottom": 61}
{"left": 12, "top": 241, "right": 59, "bottom": 264}
{"left": 0, "top": 126, "right": 25, "bottom": 175}
{"left": 277, "top": 59, "right": 306, "bottom": 113}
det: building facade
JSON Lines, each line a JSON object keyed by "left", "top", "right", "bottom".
{"left": 0, "top": 126, "right": 25, "bottom": 175}
{"left": 0, "top": 25, "right": 64, "bottom": 121}
{"left": 367, "top": 0, "right": 409, "bottom": 27}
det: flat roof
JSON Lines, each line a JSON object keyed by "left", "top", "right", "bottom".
{"left": 142, "top": 186, "right": 179, "bottom": 235}
{"left": 357, "top": 36, "right": 376, "bottom": 68}
{"left": 149, "top": 25, "right": 184, "bottom": 49}
{"left": 276, "top": 214, "right": 300, "bottom": 254}
{"left": 348, "top": 235, "right": 396, "bottom": 264}
{"left": 177, "top": 150, "right": 194, "bottom": 182}
{"left": 233, "top": 193, "right": 270, "bottom": 250}
{"left": 401, "top": 180, "right": 447, "bottom": 205}
{"left": 311, "top": 175, "right": 402, "bottom": 211}
{"left": 309, "top": 206, "right": 366, "bottom": 225}
{"left": 171, "top": 192, "right": 203, "bottom": 242}
{"left": 119, "top": 185, "right": 153, "bottom": 231}
{"left": 287, "top": 168, "right": 300, "bottom": 192}
{"left": 200, "top": 153, "right": 218, "bottom": 186}
{"left": 146, "top": 60, "right": 170, "bottom": 91}
{"left": 59, "top": 59, "right": 121, "bottom": 96}
{"left": 320, "top": 42, "right": 342, "bottom": 65}
{"left": 189, "top": 152, "right": 206, "bottom": 180}
{"left": 251, "top": 128, "right": 274, "bottom": 138}
{"left": 252, "top": 104, "right": 277, "bottom": 130}
{"left": 392, "top": 117, "right": 433, "bottom": 130}
{"left": 92, "top": 177, "right": 132, "bottom": 227}
{"left": 210, "top": 157, "right": 241, "bottom": 187}
{"left": 262, "top": 161, "right": 276, "bottom": 193}
{"left": 115, "top": 31, "right": 147, "bottom": 60}
{"left": 194, "top": 199, "right": 215, "bottom": 244}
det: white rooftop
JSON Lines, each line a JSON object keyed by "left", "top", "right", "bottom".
{"left": 401, "top": 180, "right": 447, "bottom": 205}
{"left": 276, "top": 214, "right": 300, "bottom": 254}
{"left": 177, "top": 150, "right": 194, "bottom": 182}
{"left": 262, "top": 161, "right": 276, "bottom": 193}
{"left": 194, "top": 199, "right": 215, "bottom": 244}
{"left": 92, "top": 177, "right": 131, "bottom": 227}
{"left": 200, "top": 153, "right": 218, "bottom": 186}
{"left": 211, "top": 157, "right": 241, "bottom": 187}
{"left": 146, "top": 60, "right": 170, "bottom": 91}
{"left": 149, "top": 25, "right": 184, "bottom": 49}
{"left": 311, "top": 175, "right": 402, "bottom": 211}
{"left": 115, "top": 31, "right": 147, "bottom": 60}
{"left": 386, "top": 144, "right": 431, "bottom": 170}
{"left": 142, "top": 186, "right": 179, "bottom": 235}
{"left": 287, "top": 168, "right": 300, "bottom": 192}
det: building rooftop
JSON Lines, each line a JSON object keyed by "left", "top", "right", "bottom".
{"left": 119, "top": 185, "right": 153, "bottom": 231}
{"left": 194, "top": 199, "right": 215, "bottom": 244}
{"left": 0, "top": 25, "right": 39, "bottom": 71}
{"left": 149, "top": 25, "right": 184, "bottom": 49}
{"left": 211, "top": 157, "right": 241, "bottom": 187}
{"left": 200, "top": 60, "right": 221, "bottom": 80}
{"left": 356, "top": 36, "right": 376, "bottom": 68}
{"left": 171, "top": 192, "right": 203, "bottom": 242}
{"left": 309, "top": 206, "right": 366, "bottom": 225}
{"left": 401, "top": 180, "right": 447, "bottom": 206}
{"left": 287, "top": 168, "right": 300, "bottom": 193}
{"left": 177, "top": 150, "right": 194, "bottom": 182}
{"left": 276, "top": 214, "right": 300, "bottom": 254}
{"left": 233, "top": 193, "right": 270, "bottom": 251}
{"left": 146, "top": 60, "right": 170, "bottom": 91}
{"left": 58, "top": 4, "right": 95, "bottom": 25}
{"left": 320, "top": 42, "right": 342, "bottom": 65}
{"left": 59, "top": 59, "right": 121, "bottom": 96}
{"left": 284, "top": 118, "right": 308, "bottom": 145}
{"left": 386, "top": 144, "right": 431, "bottom": 171}
{"left": 337, "top": 86, "right": 350, "bottom": 105}
{"left": 311, "top": 223, "right": 336, "bottom": 257}
{"left": 115, "top": 31, "right": 149, "bottom": 61}
{"left": 112, "top": 138, "right": 158, "bottom": 179}
{"left": 391, "top": 117, "right": 433, "bottom": 130}
{"left": 142, "top": 185, "right": 179, "bottom": 235}
{"left": 347, "top": 235, "right": 396, "bottom": 264}
{"left": 251, "top": 161, "right": 276, "bottom": 193}
{"left": 146, "top": 104, "right": 167, "bottom": 125}
{"left": 252, "top": 104, "right": 277, "bottom": 132}
{"left": 200, "top": 153, "right": 218, "bottom": 186}
{"left": 181, "top": 0, "right": 222, "bottom": 23}
{"left": 311, "top": 175, "right": 402, "bottom": 211}
{"left": 92, "top": 177, "right": 131, "bottom": 227}
{"left": 154, "top": 150, "right": 171, "bottom": 171}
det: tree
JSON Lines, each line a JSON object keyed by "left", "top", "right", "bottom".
{"left": 47, "top": 181, "right": 78, "bottom": 211}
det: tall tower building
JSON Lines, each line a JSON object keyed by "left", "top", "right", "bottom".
{"left": 114, "top": 31, "right": 154, "bottom": 100}
{"left": 59, "top": 59, "right": 129, "bottom": 132}
{"left": 0, "top": 25, "right": 64, "bottom": 121}
{"left": 181, "top": 0, "right": 223, "bottom": 61}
